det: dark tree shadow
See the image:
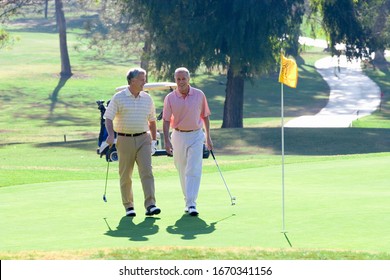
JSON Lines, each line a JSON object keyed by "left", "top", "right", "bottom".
{"left": 50, "top": 75, "right": 72, "bottom": 114}
{"left": 373, "top": 59, "right": 389, "bottom": 72}
{"left": 104, "top": 216, "right": 159, "bottom": 241}
{"left": 211, "top": 127, "right": 390, "bottom": 155}
{"left": 166, "top": 215, "right": 217, "bottom": 240}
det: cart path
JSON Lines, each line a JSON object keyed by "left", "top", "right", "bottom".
{"left": 285, "top": 55, "right": 382, "bottom": 128}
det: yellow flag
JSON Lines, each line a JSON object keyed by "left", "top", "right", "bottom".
{"left": 279, "top": 54, "right": 298, "bottom": 88}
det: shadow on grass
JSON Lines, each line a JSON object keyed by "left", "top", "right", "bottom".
{"left": 166, "top": 214, "right": 216, "bottom": 240}
{"left": 49, "top": 75, "right": 72, "bottom": 114}
{"left": 8, "top": 15, "right": 99, "bottom": 34}
{"left": 34, "top": 127, "right": 390, "bottom": 156}
{"left": 104, "top": 216, "right": 159, "bottom": 241}
{"left": 213, "top": 127, "right": 390, "bottom": 155}
{"left": 193, "top": 58, "right": 329, "bottom": 121}
{"left": 34, "top": 138, "right": 96, "bottom": 151}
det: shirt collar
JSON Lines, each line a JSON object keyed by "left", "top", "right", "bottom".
{"left": 125, "top": 87, "right": 146, "bottom": 98}
{"left": 174, "top": 86, "right": 192, "bottom": 98}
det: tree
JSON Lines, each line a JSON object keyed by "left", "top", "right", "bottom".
{"left": 309, "top": 0, "right": 390, "bottom": 63}
{"left": 321, "top": 0, "right": 366, "bottom": 58}
{"left": 1, "top": 0, "right": 73, "bottom": 76}
{"left": 44, "top": 0, "right": 49, "bottom": 19}
{"left": 0, "top": 0, "right": 33, "bottom": 20}
{"left": 120, "top": 0, "right": 304, "bottom": 128}
{"left": 0, "top": 0, "right": 34, "bottom": 49}
{"left": 80, "top": 0, "right": 152, "bottom": 78}
{"left": 357, "top": 0, "right": 390, "bottom": 65}
{"left": 202, "top": 1, "right": 304, "bottom": 127}
{"left": 0, "top": 28, "right": 11, "bottom": 49}
{"left": 55, "top": 0, "right": 72, "bottom": 77}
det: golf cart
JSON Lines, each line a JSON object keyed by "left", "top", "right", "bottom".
{"left": 96, "top": 82, "right": 210, "bottom": 162}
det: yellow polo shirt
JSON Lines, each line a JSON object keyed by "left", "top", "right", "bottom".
{"left": 104, "top": 87, "right": 156, "bottom": 134}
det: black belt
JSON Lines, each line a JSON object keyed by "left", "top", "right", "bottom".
{"left": 118, "top": 132, "right": 147, "bottom": 137}
{"left": 175, "top": 128, "right": 195, "bottom": 132}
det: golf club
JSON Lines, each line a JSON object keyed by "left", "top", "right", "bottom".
{"left": 210, "top": 150, "right": 236, "bottom": 205}
{"left": 103, "top": 160, "right": 110, "bottom": 202}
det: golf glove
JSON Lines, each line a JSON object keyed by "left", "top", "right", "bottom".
{"left": 151, "top": 140, "right": 158, "bottom": 155}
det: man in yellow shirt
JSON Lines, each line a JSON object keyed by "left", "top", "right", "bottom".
{"left": 104, "top": 68, "right": 160, "bottom": 217}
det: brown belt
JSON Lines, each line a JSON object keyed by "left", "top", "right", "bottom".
{"left": 118, "top": 132, "right": 146, "bottom": 137}
{"left": 175, "top": 128, "right": 195, "bottom": 132}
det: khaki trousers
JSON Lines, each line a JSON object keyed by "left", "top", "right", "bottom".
{"left": 116, "top": 133, "right": 155, "bottom": 210}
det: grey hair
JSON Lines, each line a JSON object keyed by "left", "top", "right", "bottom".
{"left": 174, "top": 67, "right": 190, "bottom": 78}
{"left": 127, "top": 68, "right": 146, "bottom": 83}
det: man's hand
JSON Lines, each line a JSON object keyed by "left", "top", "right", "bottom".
{"left": 151, "top": 140, "right": 158, "bottom": 155}
{"left": 206, "top": 136, "right": 213, "bottom": 151}
{"left": 105, "top": 119, "right": 115, "bottom": 146}
{"left": 106, "top": 134, "right": 115, "bottom": 146}
{"left": 164, "top": 141, "right": 173, "bottom": 157}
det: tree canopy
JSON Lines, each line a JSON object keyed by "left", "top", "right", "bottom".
{"left": 309, "top": 0, "right": 390, "bottom": 62}
{"left": 2, "top": 0, "right": 389, "bottom": 127}
{"left": 120, "top": 0, "right": 305, "bottom": 127}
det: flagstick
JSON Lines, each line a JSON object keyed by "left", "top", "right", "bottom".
{"left": 279, "top": 52, "right": 297, "bottom": 247}
{"left": 281, "top": 83, "right": 292, "bottom": 247}
{"left": 281, "top": 83, "right": 286, "bottom": 233}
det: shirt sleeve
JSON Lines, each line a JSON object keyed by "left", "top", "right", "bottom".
{"left": 162, "top": 93, "right": 172, "bottom": 122}
{"left": 201, "top": 92, "right": 211, "bottom": 118}
{"left": 148, "top": 95, "right": 157, "bottom": 122}
{"left": 103, "top": 94, "right": 118, "bottom": 120}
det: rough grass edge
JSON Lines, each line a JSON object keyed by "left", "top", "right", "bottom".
{"left": 1, "top": 246, "right": 389, "bottom": 260}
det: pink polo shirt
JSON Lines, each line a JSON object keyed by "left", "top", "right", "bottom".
{"left": 163, "top": 86, "right": 211, "bottom": 130}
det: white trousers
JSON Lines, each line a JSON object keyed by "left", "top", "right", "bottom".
{"left": 171, "top": 129, "right": 205, "bottom": 208}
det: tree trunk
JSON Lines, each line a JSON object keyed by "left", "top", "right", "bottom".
{"left": 55, "top": 0, "right": 72, "bottom": 78}
{"left": 44, "top": 0, "right": 48, "bottom": 19}
{"left": 372, "top": 1, "right": 388, "bottom": 65}
{"left": 374, "top": 49, "right": 387, "bottom": 65}
{"left": 222, "top": 65, "right": 244, "bottom": 128}
{"left": 141, "top": 34, "right": 151, "bottom": 82}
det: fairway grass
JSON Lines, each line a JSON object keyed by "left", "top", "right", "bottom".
{"left": 1, "top": 153, "right": 389, "bottom": 259}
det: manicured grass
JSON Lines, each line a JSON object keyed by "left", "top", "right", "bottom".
{"left": 1, "top": 127, "right": 389, "bottom": 187}
{"left": 1, "top": 152, "right": 389, "bottom": 259}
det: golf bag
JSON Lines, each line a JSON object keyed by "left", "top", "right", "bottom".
{"left": 96, "top": 100, "right": 118, "bottom": 162}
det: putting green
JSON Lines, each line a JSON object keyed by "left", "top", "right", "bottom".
{"left": 1, "top": 154, "right": 389, "bottom": 253}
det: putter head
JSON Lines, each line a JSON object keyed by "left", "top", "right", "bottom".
{"left": 103, "top": 195, "right": 107, "bottom": 202}
{"left": 231, "top": 196, "right": 236, "bottom": 205}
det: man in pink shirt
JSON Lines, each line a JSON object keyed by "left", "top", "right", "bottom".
{"left": 163, "top": 67, "right": 213, "bottom": 216}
